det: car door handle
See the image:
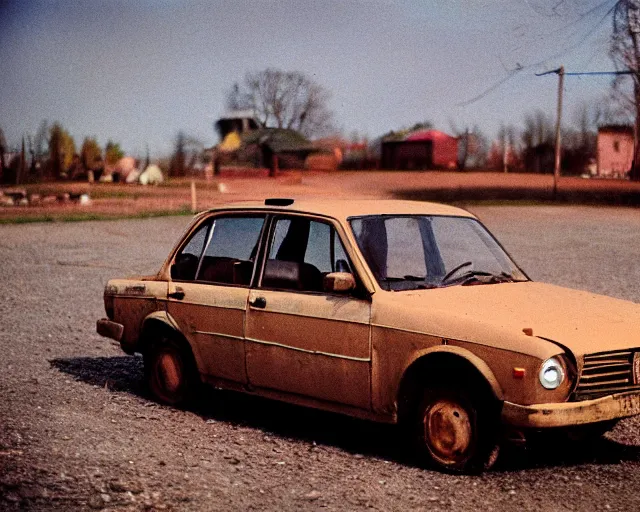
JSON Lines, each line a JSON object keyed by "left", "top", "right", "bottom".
{"left": 168, "top": 288, "right": 185, "bottom": 300}
{"left": 249, "top": 296, "right": 267, "bottom": 309}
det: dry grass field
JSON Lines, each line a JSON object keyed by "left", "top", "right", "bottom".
{"left": 1, "top": 170, "right": 640, "bottom": 223}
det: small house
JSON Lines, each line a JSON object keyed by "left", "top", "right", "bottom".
{"left": 597, "top": 125, "right": 634, "bottom": 178}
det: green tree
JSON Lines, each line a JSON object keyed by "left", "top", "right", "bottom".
{"left": 80, "top": 137, "right": 102, "bottom": 170}
{"left": 105, "top": 140, "right": 124, "bottom": 166}
{"left": 169, "top": 131, "right": 187, "bottom": 177}
{"left": 380, "top": 120, "right": 435, "bottom": 142}
{"left": 169, "top": 131, "right": 203, "bottom": 177}
{"left": 48, "top": 123, "right": 76, "bottom": 178}
{"left": 409, "top": 121, "right": 434, "bottom": 132}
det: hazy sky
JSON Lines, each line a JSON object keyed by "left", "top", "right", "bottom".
{"left": 0, "top": 0, "right": 620, "bottom": 157}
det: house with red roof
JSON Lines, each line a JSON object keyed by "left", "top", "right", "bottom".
{"left": 381, "top": 129, "right": 458, "bottom": 170}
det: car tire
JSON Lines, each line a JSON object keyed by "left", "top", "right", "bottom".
{"left": 414, "top": 387, "right": 500, "bottom": 473}
{"left": 144, "top": 334, "right": 199, "bottom": 407}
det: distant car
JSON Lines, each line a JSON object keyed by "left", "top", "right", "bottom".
{"left": 98, "top": 198, "right": 640, "bottom": 473}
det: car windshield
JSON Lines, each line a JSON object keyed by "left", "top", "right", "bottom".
{"left": 349, "top": 215, "right": 528, "bottom": 291}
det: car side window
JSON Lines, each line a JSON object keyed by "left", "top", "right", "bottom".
{"left": 262, "top": 217, "right": 352, "bottom": 292}
{"left": 171, "top": 221, "right": 211, "bottom": 281}
{"left": 196, "top": 216, "right": 265, "bottom": 286}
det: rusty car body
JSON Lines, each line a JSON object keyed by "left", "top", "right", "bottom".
{"left": 97, "top": 198, "right": 640, "bottom": 472}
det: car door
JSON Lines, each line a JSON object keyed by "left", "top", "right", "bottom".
{"left": 245, "top": 215, "right": 372, "bottom": 409}
{"left": 166, "top": 214, "right": 266, "bottom": 384}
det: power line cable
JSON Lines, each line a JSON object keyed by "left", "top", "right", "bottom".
{"left": 511, "top": 0, "right": 616, "bottom": 53}
{"left": 457, "top": 1, "right": 618, "bottom": 107}
{"left": 565, "top": 70, "right": 634, "bottom": 75}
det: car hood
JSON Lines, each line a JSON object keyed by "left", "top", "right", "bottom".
{"left": 389, "top": 281, "right": 640, "bottom": 357}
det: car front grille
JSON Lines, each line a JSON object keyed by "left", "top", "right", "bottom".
{"left": 573, "top": 350, "right": 640, "bottom": 401}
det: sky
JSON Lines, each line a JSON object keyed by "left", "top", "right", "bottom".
{"left": 0, "top": 0, "right": 623, "bottom": 157}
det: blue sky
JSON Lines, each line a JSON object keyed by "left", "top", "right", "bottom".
{"left": 0, "top": 0, "right": 621, "bottom": 157}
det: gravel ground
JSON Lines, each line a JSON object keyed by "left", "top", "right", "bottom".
{"left": 1, "top": 205, "right": 640, "bottom": 511}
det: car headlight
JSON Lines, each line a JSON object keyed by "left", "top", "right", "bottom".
{"left": 539, "top": 357, "right": 565, "bottom": 390}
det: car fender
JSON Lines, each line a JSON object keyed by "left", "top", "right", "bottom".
{"left": 402, "top": 344, "right": 504, "bottom": 401}
{"left": 140, "top": 309, "right": 180, "bottom": 334}
{"left": 139, "top": 310, "right": 200, "bottom": 363}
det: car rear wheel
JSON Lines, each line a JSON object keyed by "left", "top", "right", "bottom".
{"left": 144, "top": 335, "right": 199, "bottom": 406}
{"left": 415, "top": 388, "right": 500, "bottom": 473}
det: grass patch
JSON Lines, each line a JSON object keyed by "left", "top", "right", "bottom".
{"left": 395, "top": 187, "right": 640, "bottom": 207}
{"left": 89, "top": 189, "right": 142, "bottom": 200}
{"left": 0, "top": 206, "right": 194, "bottom": 225}
{"left": 158, "top": 180, "right": 221, "bottom": 189}
{"left": 451, "top": 199, "right": 560, "bottom": 208}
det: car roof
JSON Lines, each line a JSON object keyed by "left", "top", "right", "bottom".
{"left": 204, "top": 199, "right": 476, "bottom": 221}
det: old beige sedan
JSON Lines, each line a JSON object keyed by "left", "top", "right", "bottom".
{"left": 98, "top": 199, "right": 640, "bottom": 472}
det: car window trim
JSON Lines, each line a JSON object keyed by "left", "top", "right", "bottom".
{"left": 194, "top": 218, "right": 217, "bottom": 281}
{"left": 248, "top": 213, "right": 272, "bottom": 288}
{"left": 347, "top": 213, "right": 530, "bottom": 286}
{"left": 170, "top": 212, "right": 268, "bottom": 287}
{"left": 169, "top": 217, "right": 212, "bottom": 282}
{"left": 255, "top": 212, "right": 365, "bottom": 297}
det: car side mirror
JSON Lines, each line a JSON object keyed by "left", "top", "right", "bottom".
{"left": 323, "top": 272, "right": 356, "bottom": 293}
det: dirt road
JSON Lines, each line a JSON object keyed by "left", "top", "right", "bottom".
{"left": 1, "top": 205, "right": 640, "bottom": 511}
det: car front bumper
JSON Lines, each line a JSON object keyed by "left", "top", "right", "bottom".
{"left": 502, "top": 391, "right": 640, "bottom": 428}
{"left": 96, "top": 318, "right": 124, "bottom": 342}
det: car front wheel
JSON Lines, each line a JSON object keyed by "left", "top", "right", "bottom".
{"left": 415, "top": 388, "right": 500, "bottom": 473}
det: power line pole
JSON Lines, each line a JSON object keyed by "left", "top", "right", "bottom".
{"left": 538, "top": 69, "right": 637, "bottom": 187}
{"left": 553, "top": 66, "right": 564, "bottom": 199}
{"left": 537, "top": 66, "right": 564, "bottom": 198}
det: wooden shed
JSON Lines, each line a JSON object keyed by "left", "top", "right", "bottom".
{"left": 381, "top": 130, "right": 458, "bottom": 170}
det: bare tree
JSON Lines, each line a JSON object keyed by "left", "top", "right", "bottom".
{"left": 0, "top": 126, "right": 6, "bottom": 182}
{"left": 34, "top": 120, "right": 49, "bottom": 161}
{"left": 225, "top": 82, "right": 252, "bottom": 112}
{"left": 521, "top": 109, "right": 555, "bottom": 173}
{"left": 558, "top": 102, "right": 599, "bottom": 175}
{"left": 449, "top": 123, "right": 488, "bottom": 170}
{"left": 497, "top": 124, "right": 518, "bottom": 172}
{"left": 612, "top": 0, "right": 640, "bottom": 179}
{"left": 228, "top": 68, "right": 334, "bottom": 138}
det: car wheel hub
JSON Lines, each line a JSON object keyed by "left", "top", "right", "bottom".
{"left": 424, "top": 398, "right": 473, "bottom": 463}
